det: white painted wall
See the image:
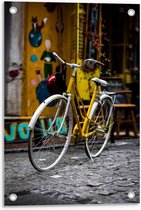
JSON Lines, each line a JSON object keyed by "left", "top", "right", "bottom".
{"left": 6, "top": 2, "right": 24, "bottom": 115}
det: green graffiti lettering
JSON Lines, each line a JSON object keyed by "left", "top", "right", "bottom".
{"left": 18, "top": 123, "right": 29, "bottom": 140}
{"left": 4, "top": 123, "right": 17, "bottom": 142}
{"left": 38, "top": 118, "right": 67, "bottom": 135}
{"left": 56, "top": 117, "right": 67, "bottom": 134}
{"left": 48, "top": 118, "right": 54, "bottom": 132}
{"left": 40, "top": 119, "right": 46, "bottom": 136}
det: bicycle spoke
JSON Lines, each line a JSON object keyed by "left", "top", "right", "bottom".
{"left": 85, "top": 98, "right": 113, "bottom": 158}
{"left": 28, "top": 95, "right": 73, "bottom": 171}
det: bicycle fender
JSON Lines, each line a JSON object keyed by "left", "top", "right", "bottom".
{"left": 99, "top": 94, "right": 112, "bottom": 102}
{"left": 89, "top": 101, "right": 99, "bottom": 120}
{"left": 28, "top": 94, "right": 67, "bottom": 130}
{"left": 89, "top": 94, "right": 112, "bottom": 120}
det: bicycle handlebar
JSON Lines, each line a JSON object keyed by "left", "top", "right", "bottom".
{"left": 94, "top": 60, "right": 105, "bottom": 67}
{"left": 53, "top": 52, "right": 66, "bottom": 64}
{"left": 53, "top": 52, "right": 81, "bottom": 68}
{"left": 53, "top": 52, "right": 105, "bottom": 68}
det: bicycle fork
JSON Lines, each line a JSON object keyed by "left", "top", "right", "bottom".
{"left": 47, "top": 94, "right": 72, "bottom": 137}
{"left": 57, "top": 94, "right": 71, "bottom": 134}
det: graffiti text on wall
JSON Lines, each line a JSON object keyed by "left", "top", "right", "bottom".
{"left": 5, "top": 117, "right": 67, "bottom": 143}
{"left": 5, "top": 121, "right": 30, "bottom": 142}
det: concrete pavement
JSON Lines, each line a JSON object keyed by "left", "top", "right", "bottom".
{"left": 4, "top": 138, "right": 140, "bottom": 205}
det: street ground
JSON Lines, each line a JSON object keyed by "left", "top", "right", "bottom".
{"left": 4, "top": 138, "right": 140, "bottom": 206}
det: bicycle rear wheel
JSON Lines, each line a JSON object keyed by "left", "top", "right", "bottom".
{"left": 85, "top": 97, "right": 113, "bottom": 158}
{"left": 28, "top": 95, "right": 73, "bottom": 171}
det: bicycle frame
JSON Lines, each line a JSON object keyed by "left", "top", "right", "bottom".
{"left": 66, "top": 67, "right": 99, "bottom": 138}
{"left": 28, "top": 52, "right": 115, "bottom": 172}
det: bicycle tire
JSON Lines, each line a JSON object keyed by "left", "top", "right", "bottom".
{"left": 85, "top": 96, "right": 113, "bottom": 158}
{"left": 28, "top": 94, "right": 73, "bottom": 171}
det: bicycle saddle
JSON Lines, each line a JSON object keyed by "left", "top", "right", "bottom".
{"left": 92, "top": 78, "right": 108, "bottom": 87}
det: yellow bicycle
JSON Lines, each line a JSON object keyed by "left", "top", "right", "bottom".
{"left": 28, "top": 52, "right": 115, "bottom": 171}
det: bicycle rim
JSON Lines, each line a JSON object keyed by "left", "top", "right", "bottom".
{"left": 85, "top": 97, "right": 113, "bottom": 158}
{"left": 28, "top": 95, "right": 73, "bottom": 171}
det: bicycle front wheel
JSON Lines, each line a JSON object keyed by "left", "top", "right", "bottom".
{"left": 28, "top": 95, "right": 73, "bottom": 171}
{"left": 85, "top": 97, "right": 113, "bottom": 158}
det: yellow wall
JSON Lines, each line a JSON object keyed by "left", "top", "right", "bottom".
{"left": 76, "top": 4, "right": 100, "bottom": 100}
{"left": 22, "top": 2, "right": 73, "bottom": 115}
{"left": 22, "top": 2, "right": 100, "bottom": 115}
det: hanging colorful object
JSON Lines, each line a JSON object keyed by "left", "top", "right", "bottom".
{"left": 29, "top": 16, "right": 48, "bottom": 47}
{"left": 47, "top": 68, "right": 67, "bottom": 95}
{"left": 36, "top": 80, "right": 52, "bottom": 104}
{"left": 35, "top": 69, "right": 54, "bottom": 105}
{"left": 7, "top": 63, "right": 24, "bottom": 82}
{"left": 31, "top": 79, "right": 37, "bottom": 85}
{"left": 35, "top": 69, "right": 42, "bottom": 82}
{"left": 8, "top": 63, "right": 20, "bottom": 79}
{"left": 40, "top": 40, "right": 56, "bottom": 78}
{"left": 30, "top": 54, "right": 38, "bottom": 62}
